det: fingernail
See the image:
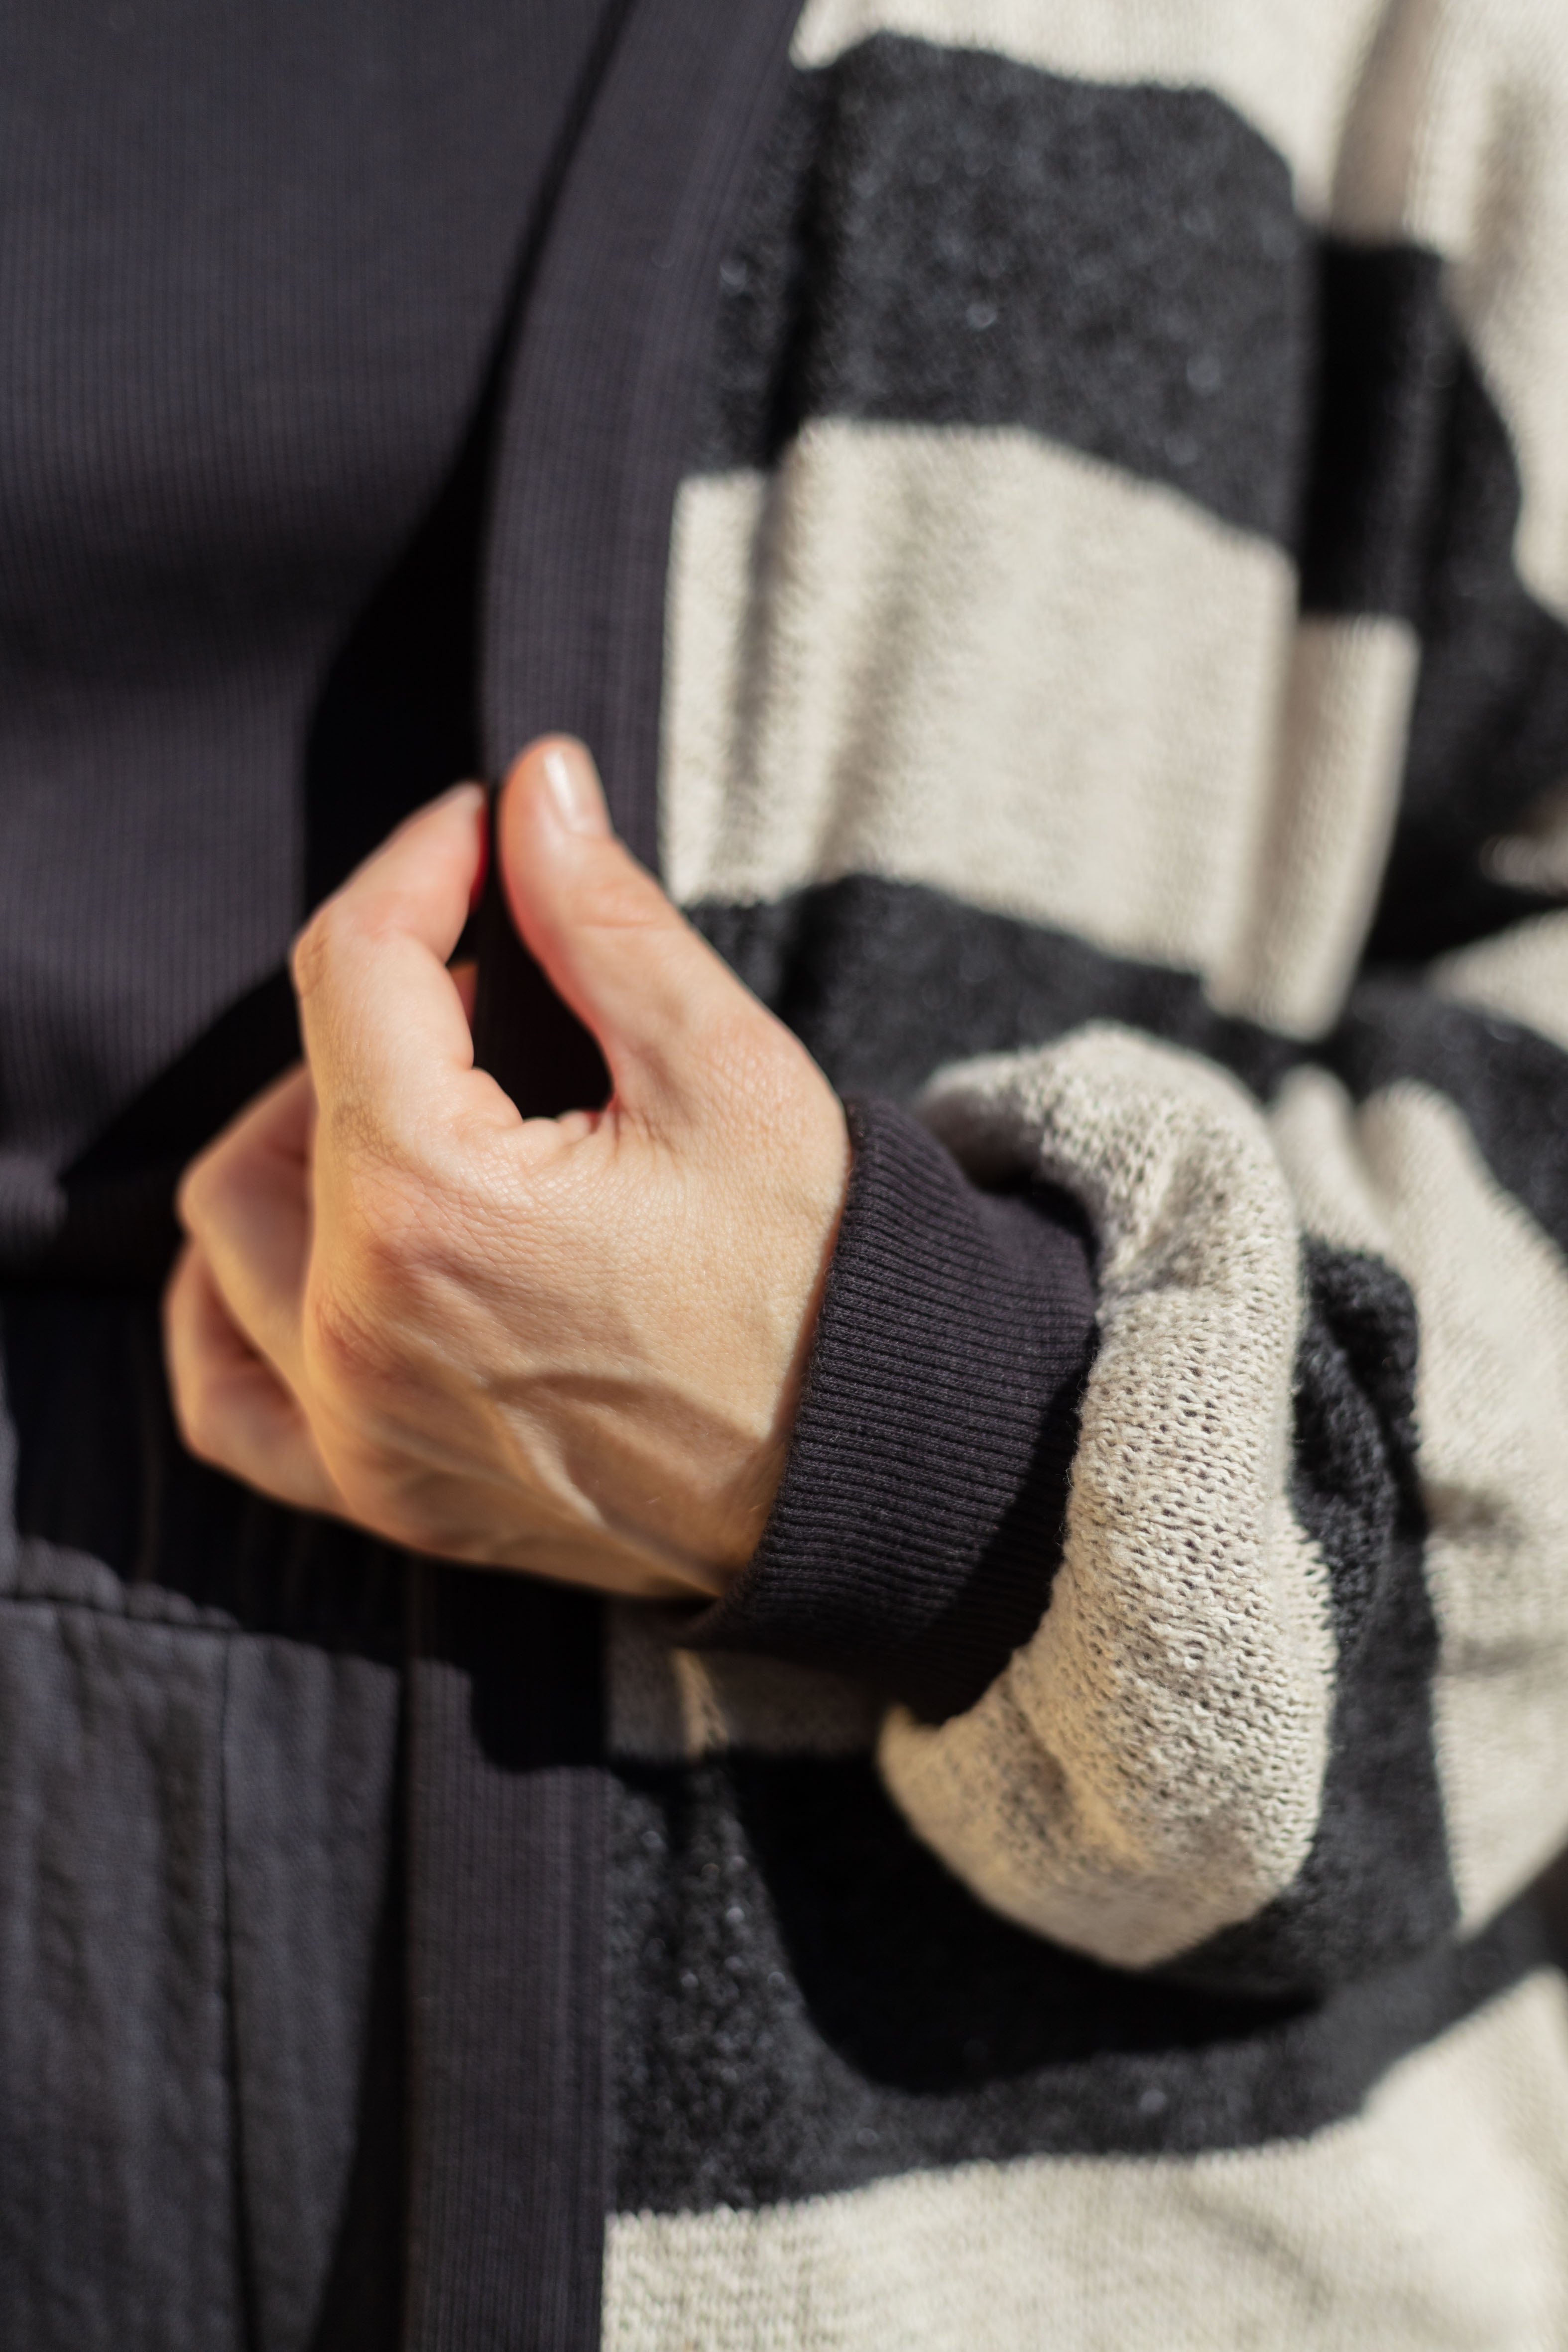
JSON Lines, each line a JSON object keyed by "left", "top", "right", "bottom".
{"left": 540, "top": 740, "right": 608, "bottom": 837}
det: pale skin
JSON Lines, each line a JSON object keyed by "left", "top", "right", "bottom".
{"left": 162, "top": 736, "right": 850, "bottom": 1603}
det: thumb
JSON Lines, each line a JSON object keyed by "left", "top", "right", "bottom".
{"left": 496, "top": 736, "right": 768, "bottom": 1124}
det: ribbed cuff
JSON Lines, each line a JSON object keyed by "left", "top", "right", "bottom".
{"left": 686, "top": 1095, "right": 1098, "bottom": 1722}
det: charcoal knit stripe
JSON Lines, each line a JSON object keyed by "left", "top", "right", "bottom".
{"left": 1369, "top": 350, "right": 1568, "bottom": 961}
{"left": 692, "top": 875, "right": 1297, "bottom": 1105}
{"left": 696, "top": 37, "right": 1310, "bottom": 548}
{"left": 688, "top": 1098, "right": 1098, "bottom": 1722}
{"left": 1295, "top": 242, "right": 1453, "bottom": 622}
{"left": 693, "top": 877, "right": 1568, "bottom": 1264}
{"left": 606, "top": 1752, "right": 1546, "bottom": 2211}
{"left": 1170, "top": 1244, "right": 1455, "bottom": 1999}
{"left": 602, "top": 1962, "right": 1568, "bottom": 2348}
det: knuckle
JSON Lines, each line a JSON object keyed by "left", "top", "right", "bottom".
{"left": 317, "top": 1084, "right": 393, "bottom": 1178}
{"left": 313, "top": 1068, "right": 445, "bottom": 1203}
{"left": 305, "top": 1170, "right": 447, "bottom": 1386}
{"left": 318, "top": 1092, "right": 446, "bottom": 1238}
{"left": 290, "top": 891, "right": 388, "bottom": 1002}
{"left": 292, "top": 883, "right": 365, "bottom": 974}
{"left": 289, "top": 902, "right": 339, "bottom": 1002}
{"left": 292, "top": 883, "right": 420, "bottom": 1002}
{"left": 171, "top": 1369, "right": 224, "bottom": 1467}
{"left": 176, "top": 1142, "right": 235, "bottom": 1239}
{"left": 304, "top": 1268, "right": 395, "bottom": 1392}
{"left": 575, "top": 853, "right": 671, "bottom": 933}
{"left": 347, "top": 1152, "right": 448, "bottom": 1273}
{"left": 174, "top": 1154, "right": 211, "bottom": 1236}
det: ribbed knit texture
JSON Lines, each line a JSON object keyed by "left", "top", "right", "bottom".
{"left": 0, "top": 0, "right": 614, "bottom": 1284}
{"left": 692, "top": 1097, "right": 1098, "bottom": 1721}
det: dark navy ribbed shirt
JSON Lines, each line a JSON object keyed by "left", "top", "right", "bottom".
{"left": 0, "top": 0, "right": 613, "bottom": 1279}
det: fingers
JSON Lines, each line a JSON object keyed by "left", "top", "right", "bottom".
{"left": 163, "top": 1242, "right": 343, "bottom": 1516}
{"left": 176, "top": 1062, "right": 315, "bottom": 1393}
{"left": 496, "top": 737, "right": 779, "bottom": 1123}
{"left": 292, "top": 782, "right": 511, "bottom": 1153}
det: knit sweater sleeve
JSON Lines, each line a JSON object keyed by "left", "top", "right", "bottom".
{"left": 688, "top": 932, "right": 1568, "bottom": 2003}
{"left": 849, "top": 975, "right": 1568, "bottom": 2001}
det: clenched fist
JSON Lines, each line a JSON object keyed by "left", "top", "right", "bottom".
{"left": 163, "top": 738, "right": 849, "bottom": 1601}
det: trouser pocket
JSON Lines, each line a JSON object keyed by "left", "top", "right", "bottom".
{"left": 0, "top": 1598, "right": 401, "bottom": 2352}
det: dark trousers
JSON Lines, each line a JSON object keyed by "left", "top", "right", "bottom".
{"left": 0, "top": 1291, "right": 405, "bottom": 2352}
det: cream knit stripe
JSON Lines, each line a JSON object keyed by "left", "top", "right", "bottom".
{"left": 662, "top": 466, "right": 770, "bottom": 926}
{"left": 871, "top": 1026, "right": 1334, "bottom": 1971}
{"left": 604, "top": 1970, "right": 1568, "bottom": 2352}
{"left": 664, "top": 429, "right": 1414, "bottom": 1035}
{"left": 1271, "top": 1066, "right": 1568, "bottom": 1924}
{"left": 605, "top": 1600, "right": 881, "bottom": 1762}
{"left": 1206, "top": 614, "right": 1421, "bottom": 1036}
{"left": 1431, "top": 908, "right": 1568, "bottom": 1058}
{"left": 662, "top": 431, "right": 1292, "bottom": 969}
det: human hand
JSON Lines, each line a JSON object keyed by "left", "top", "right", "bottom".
{"left": 162, "top": 739, "right": 849, "bottom": 1601}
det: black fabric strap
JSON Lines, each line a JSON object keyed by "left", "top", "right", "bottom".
{"left": 406, "top": 0, "right": 811, "bottom": 2342}
{"left": 404, "top": 1573, "right": 606, "bottom": 2352}
{"left": 473, "top": 0, "right": 811, "bottom": 1121}
{"left": 482, "top": 0, "right": 808, "bottom": 867}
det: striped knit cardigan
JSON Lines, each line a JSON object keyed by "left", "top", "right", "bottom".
{"left": 497, "top": 0, "right": 1568, "bottom": 2343}
{"left": 5, "top": 1, "right": 1568, "bottom": 2346}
